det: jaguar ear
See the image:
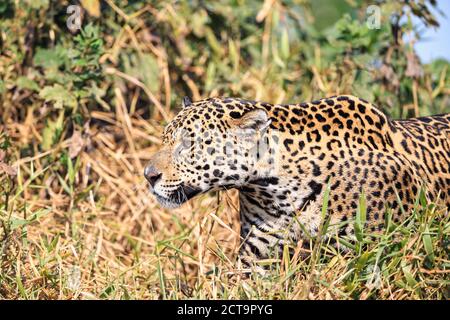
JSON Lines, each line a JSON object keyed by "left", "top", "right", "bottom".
{"left": 182, "top": 96, "right": 192, "bottom": 108}
{"left": 236, "top": 109, "right": 271, "bottom": 132}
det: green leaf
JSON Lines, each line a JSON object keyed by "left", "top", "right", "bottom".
{"left": 422, "top": 226, "right": 435, "bottom": 264}
{"left": 401, "top": 262, "right": 418, "bottom": 288}
{"left": 57, "top": 173, "right": 72, "bottom": 196}
{"left": 0, "top": 2, "right": 9, "bottom": 14}
{"left": 26, "top": 0, "right": 49, "bottom": 9}
{"left": 281, "top": 28, "right": 290, "bottom": 61}
{"left": 321, "top": 179, "right": 331, "bottom": 220}
{"left": 205, "top": 28, "right": 223, "bottom": 57}
{"left": 34, "top": 47, "right": 66, "bottom": 70}
{"left": 205, "top": 62, "right": 216, "bottom": 91}
{"left": 355, "top": 251, "right": 372, "bottom": 272}
{"left": 191, "top": 9, "right": 209, "bottom": 37}
{"left": 67, "top": 156, "right": 75, "bottom": 191}
{"left": 16, "top": 76, "right": 39, "bottom": 92}
{"left": 228, "top": 39, "right": 239, "bottom": 73}
{"left": 354, "top": 191, "right": 367, "bottom": 242}
{"left": 40, "top": 84, "right": 77, "bottom": 109}
{"left": 42, "top": 110, "right": 65, "bottom": 150}
{"left": 9, "top": 209, "right": 50, "bottom": 230}
{"left": 123, "top": 53, "right": 160, "bottom": 93}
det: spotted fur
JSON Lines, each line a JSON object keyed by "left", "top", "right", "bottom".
{"left": 145, "top": 95, "right": 450, "bottom": 266}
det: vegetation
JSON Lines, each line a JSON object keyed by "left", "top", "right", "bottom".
{"left": 0, "top": 0, "right": 449, "bottom": 299}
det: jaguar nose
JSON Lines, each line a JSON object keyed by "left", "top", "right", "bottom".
{"left": 144, "top": 165, "right": 162, "bottom": 188}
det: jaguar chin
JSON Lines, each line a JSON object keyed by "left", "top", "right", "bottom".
{"left": 149, "top": 184, "right": 202, "bottom": 209}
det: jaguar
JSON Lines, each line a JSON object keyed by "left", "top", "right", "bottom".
{"left": 144, "top": 95, "right": 450, "bottom": 266}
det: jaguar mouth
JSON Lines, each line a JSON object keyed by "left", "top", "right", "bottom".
{"left": 150, "top": 183, "right": 202, "bottom": 208}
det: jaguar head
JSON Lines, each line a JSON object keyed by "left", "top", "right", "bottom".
{"left": 144, "top": 97, "right": 272, "bottom": 208}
